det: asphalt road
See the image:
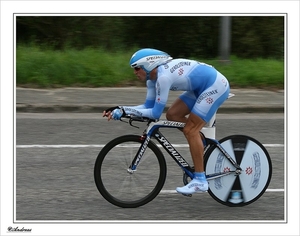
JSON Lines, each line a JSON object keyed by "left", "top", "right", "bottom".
{"left": 15, "top": 113, "right": 285, "bottom": 222}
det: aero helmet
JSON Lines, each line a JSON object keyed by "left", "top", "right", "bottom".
{"left": 129, "top": 48, "right": 172, "bottom": 73}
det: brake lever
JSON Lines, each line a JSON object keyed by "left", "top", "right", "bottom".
{"left": 129, "top": 118, "right": 140, "bottom": 129}
{"left": 120, "top": 117, "right": 129, "bottom": 124}
{"left": 119, "top": 116, "right": 140, "bottom": 128}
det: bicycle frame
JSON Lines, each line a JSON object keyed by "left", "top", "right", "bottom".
{"left": 128, "top": 119, "right": 242, "bottom": 180}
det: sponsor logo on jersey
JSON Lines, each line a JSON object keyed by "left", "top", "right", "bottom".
{"left": 156, "top": 81, "right": 161, "bottom": 103}
{"left": 178, "top": 68, "right": 184, "bottom": 76}
{"left": 170, "top": 61, "right": 191, "bottom": 73}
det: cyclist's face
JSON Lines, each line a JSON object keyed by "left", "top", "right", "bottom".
{"left": 133, "top": 67, "right": 157, "bottom": 81}
{"left": 133, "top": 67, "right": 147, "bottom": 81}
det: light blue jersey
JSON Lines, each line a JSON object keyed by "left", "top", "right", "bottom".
{"left": 122, "top": 59, "right": 230, "bottom": 122}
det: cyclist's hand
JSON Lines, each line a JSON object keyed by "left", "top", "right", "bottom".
{"left": 111, "top": 108, "right": 124, "bottom": 120}
{"left": 103, "top": 106, "right": 120, "bottom": 120}
{"left": 103, "top": 106, "right": 126, "bottom": 121}
{"left": 102, "top": 110, "right": 112, "bottom": 120}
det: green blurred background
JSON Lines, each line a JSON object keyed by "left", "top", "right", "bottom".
{"left": 16, "top": 16, "right": 284, "bottom": 89}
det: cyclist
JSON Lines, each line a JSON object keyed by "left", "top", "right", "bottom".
{"left": 103, "top": 48, "right": 230, "bottom": 195}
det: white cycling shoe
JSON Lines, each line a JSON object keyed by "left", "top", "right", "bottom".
{"left": 176, "top": 178, "right": 208, "bottom": 195}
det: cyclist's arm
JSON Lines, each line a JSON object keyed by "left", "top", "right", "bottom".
{"left": 122, "top": 76, "right": 171, "bottom": 119}
{"left": 122, "top": 79, "right": 156, "bottom": 113}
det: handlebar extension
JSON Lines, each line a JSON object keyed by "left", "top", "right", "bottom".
{"left": 121, "top": 115, "right": 156, "bottom": 128}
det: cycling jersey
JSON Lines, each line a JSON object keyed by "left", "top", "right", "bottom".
{"left": 122, "top": 59, "right": 230, "bottom": 122}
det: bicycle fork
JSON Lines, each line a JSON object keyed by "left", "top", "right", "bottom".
{"left": 127, "top": 135, "right": 150, "bottom": 173}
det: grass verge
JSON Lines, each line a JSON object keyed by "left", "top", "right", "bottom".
{"left": 16, "top": 45, "right": 284, "bottom": 89}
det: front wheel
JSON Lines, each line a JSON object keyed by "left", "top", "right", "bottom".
{"left": 94, "top": 135, "right": 167, "bottom": 208}
{"left": 204, "top": 135, "right": 272, "bottom": 207}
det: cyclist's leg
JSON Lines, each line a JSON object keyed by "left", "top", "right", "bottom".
{"left": 176, "top": 73, "right": 230, "bottom": 194}
{"left": 176, "top": 113, "right": 209, "bottom": 194}
{"left": 170, "top": 93, "right": 209, "bottom": 194}
{"left": 166, "top": 91, "right": 194, "bottom": 122}
{"left": 166, "top": 92, "right": 208, "bottom": 145}
{"left": 184, "top": 113, "right": 207, "bottom": 173}
{"left": 189, "top": 72, "right": 230, "bottom": 171}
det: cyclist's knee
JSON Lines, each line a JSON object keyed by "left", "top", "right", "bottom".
{"left": 183, "top": 114, "right": 206, "bottom": 138}
{"left": 166, "top": 107, "right": 189, "bottom": 122}
{"left": 166, "top": 98, "right": 190, "bottom": 121}
{"left": 166, "top": 109, "right": 176, "bottom": 121}
{"left": 183, "top": 125, "right": 199, "bottom": 139}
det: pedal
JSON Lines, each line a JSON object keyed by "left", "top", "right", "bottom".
{"left": 182, "top": 193, "right": 192, "bottom": 197}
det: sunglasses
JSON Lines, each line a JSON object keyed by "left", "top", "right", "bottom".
{"left": 134, "top": 67, "right": 141, "bottom": 71}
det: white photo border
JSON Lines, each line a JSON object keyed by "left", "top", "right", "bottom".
{"left": 1, "top": 1, "right": 299, "bottom": 236}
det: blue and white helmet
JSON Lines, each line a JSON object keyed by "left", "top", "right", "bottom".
{"left": 129, "top": 48, "right": 172, "bottom": 73}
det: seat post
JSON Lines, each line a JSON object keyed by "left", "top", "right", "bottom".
{"left": 201, "top": 113, "right": 216, "bottom": 139}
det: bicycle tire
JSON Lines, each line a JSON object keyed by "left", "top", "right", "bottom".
{"left": 94, "top": 135, "right": 167, "bottom": 208}
{"left": 204, "top": 135, "right": 272, "bottom": 207}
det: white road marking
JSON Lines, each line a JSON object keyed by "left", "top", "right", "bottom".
{"left": 16, "top": 144, "right": 284, "bottom": 148}
{"left": 160, "top": 189, "right": 285, "bottom": 194}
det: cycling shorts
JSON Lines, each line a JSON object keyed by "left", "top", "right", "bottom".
{"left": 179, "top": 71, "right": 230, "bottom": 123}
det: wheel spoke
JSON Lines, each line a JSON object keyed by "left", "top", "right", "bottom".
{"left": 94, "top": 135, "right": 167, "bottom": 208}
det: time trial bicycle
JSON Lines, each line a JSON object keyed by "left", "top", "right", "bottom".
{"left": 94, "top": 113, "right": 272, "bottom": 208}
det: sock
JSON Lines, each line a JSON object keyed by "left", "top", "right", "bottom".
{"left": 193, "top": 172, "right": 206, "bottom": 181}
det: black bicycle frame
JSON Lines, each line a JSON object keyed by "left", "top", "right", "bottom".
{"left": 128, "top": 120, "right": 242, "bottom": 179}
{"left": 154, "top": 129, "right": 195, "bottom": 178}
